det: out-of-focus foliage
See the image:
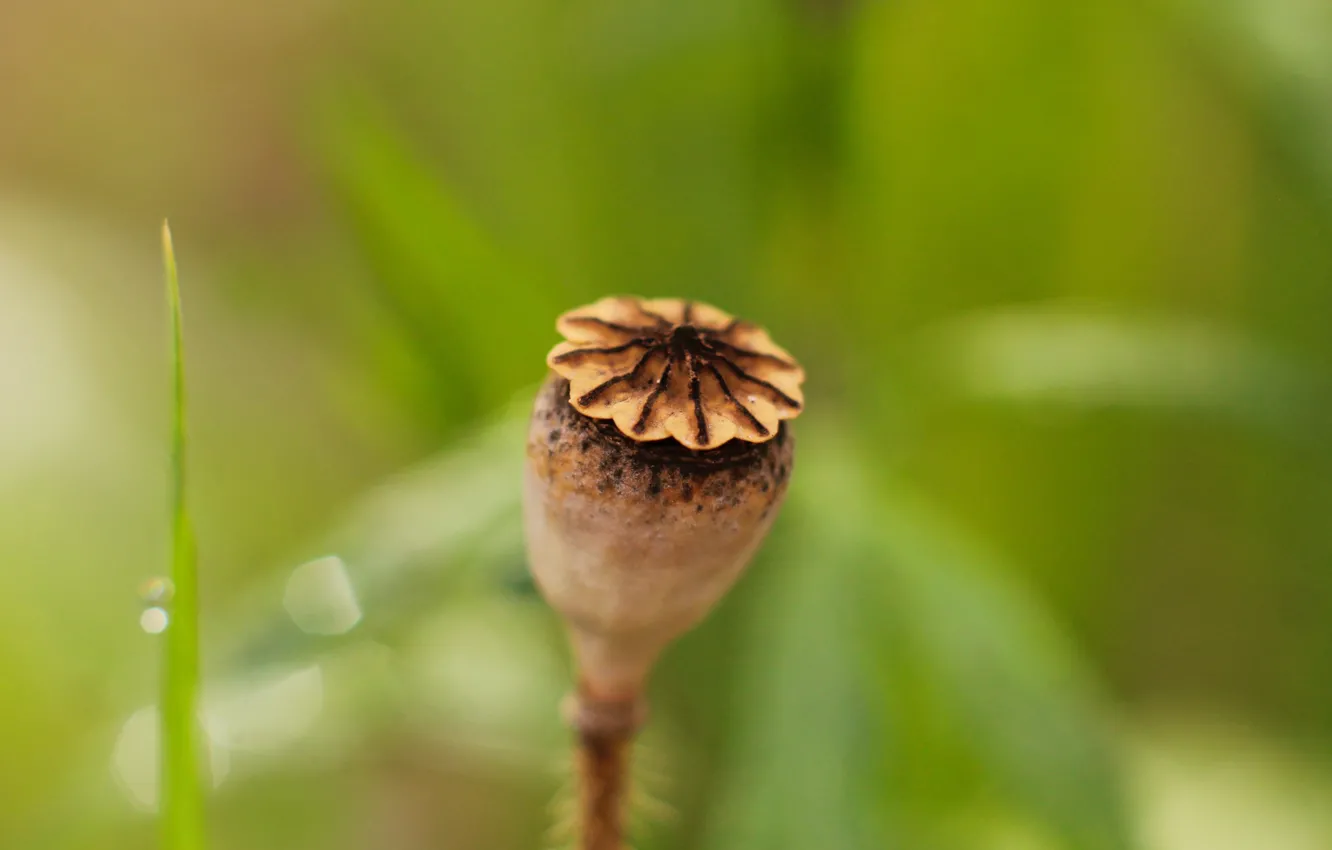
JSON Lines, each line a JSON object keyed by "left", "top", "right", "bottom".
{"left": 1, "top": 0, "right": 1330, "bottom": 848}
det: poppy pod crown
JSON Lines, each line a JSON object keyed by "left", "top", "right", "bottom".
{"left": 546, "top": 296, "right": 805, "bottom": 450}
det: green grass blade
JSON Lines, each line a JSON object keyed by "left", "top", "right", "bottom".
{"left": 160, "top": 221, "right": 205, "bottom": 850}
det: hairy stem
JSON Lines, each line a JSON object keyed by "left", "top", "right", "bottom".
{"left": 577, "top": 728, "right": 631, "bottom": 850}
{"left": 567, "top": 687, "right": 644, "bottom": 850}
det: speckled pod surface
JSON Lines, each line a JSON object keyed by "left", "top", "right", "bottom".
{"left": 525, "top": 374, "right": 794, "bottom": 698}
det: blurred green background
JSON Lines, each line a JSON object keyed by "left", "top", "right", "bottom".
{"left": 2, "top": 0, "right": 1331, "bottom": 848}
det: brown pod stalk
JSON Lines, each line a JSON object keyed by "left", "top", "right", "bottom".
{"left": 524, "top": 297, "right": 805, "bottom": 850}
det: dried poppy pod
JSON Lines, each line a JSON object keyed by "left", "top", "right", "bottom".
{"left": 524, "top": 296, "right": 804, "bottom": 704}
{"left": 525, "top": 296, "right": 804, "bottom": 850}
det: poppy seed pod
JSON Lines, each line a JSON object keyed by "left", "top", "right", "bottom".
{"left": 524, "top": 297, "right": 805, "bottom": 704}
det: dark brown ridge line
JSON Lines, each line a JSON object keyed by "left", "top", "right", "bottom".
{"left": 563, "top": 316, "right": 656, "bottom": 336}
{"left": 687, "top": 352, "right": 708, "bottom": 446}
{"left": 630, "top": 302, "right": 673, "bottom": 327}
{"left": 705, "top": 363, "right": 769, "bottom": 436}
{"left": 715, "top": 357, "right": 802, "bottom": 410}
{"left": 702, "top": 336, "right": 799, "bottom": 370}
{"left": 632, "top": 360, "right": 673, "bottom": 434}
{"left": 551, "top": 338, "right": 660, "bottom": 363}
{"left": 681, "top": 300, "right": 695, "bottom": 324}
{"left": 577, "top": 349, "right": 660, "bottom": 406}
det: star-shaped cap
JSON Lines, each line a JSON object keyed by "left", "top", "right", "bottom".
{"left": 547, "top": 296, "right": 805, "bottom": 450}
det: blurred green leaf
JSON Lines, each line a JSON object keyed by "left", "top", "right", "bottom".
{"left": 311, "top": 86, "right": 563, "bottom": 432}
{"left": 914, "top": 304, "right": 1319, "bottom": 439}
{"left": 1166, "top": 0, "right": 1332, "bottom": 209}
{"left": 695, "top": 513, "right": 887, "bottom": 850}
{"left": 698, "top": 426, "right": 1131, "bottom": 850}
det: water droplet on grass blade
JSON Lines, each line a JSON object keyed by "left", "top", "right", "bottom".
{"left": 139, "top": 576, "right": 174, "bottom": 604}
{"left": 140, "top": 606, "right": 169, "bottom": 634}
